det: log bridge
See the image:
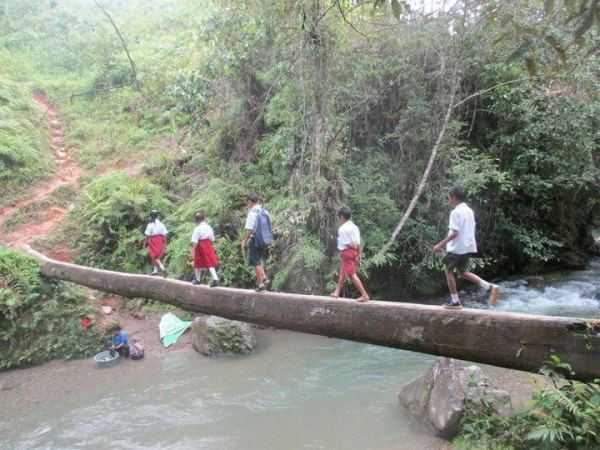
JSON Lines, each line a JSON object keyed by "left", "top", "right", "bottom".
{"left": 24, "top": 247, "right": 600, "bottom": 381}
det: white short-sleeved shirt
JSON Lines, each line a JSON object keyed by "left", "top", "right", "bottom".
{"left": 144, "top": 219, "right": 168, "bottom": 236}
{"left": 446, "top": 202, "right": 477, "bottom": 254}
{"left": 191, "top": 222, "right": 215, "bottom": 243}
{"left": 244, "top": 204, "right": 262, "bottom": 231}
{"left": 337, "top": 220, "right": 361, "bottom": 251}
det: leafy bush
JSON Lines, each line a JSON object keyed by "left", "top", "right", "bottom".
{"left": 457, "top": 357, "right": 600, "bottom": 450}
{"left": 73, "top": 171, "right": 171, "bottom": 272}
{"left": 0, "top": 248, "right": 106, "bottom": 369}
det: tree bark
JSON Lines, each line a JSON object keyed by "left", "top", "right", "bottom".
{"left": 94, "top": 0, "right": 140, "bottom": 91}
{"left": 23, "top": 246, "right": 600, "bottom": 381}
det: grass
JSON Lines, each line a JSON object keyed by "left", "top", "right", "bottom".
{"left": 452, "top": 437, "right": 515, "bottom": 450}
{"left": 0, "top": 53, "right": 53, "bottom": 208}
{"left": 61, "top": 88, "right": 177, "bottom": 172}
{"left": 1, "top": 185, "right": 76, "bottom": 233}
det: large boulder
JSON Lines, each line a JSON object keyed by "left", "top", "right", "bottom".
{"left": 398, "top": 358, "right": 512, "bottom": 438}
{"left": 191, "top": 315, "right": 256, "bottom": 356}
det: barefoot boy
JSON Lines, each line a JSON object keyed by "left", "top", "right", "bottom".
{"left": 331, "top": 207, "right": 370, "bottom": 302}
{"left": 191, "top": 211, "right": 220, "bottom": 287}
{"left": 433, "top": 186, "right": 500, "bottom": 309}
{"left": 144, "top": 210, "right": 168, "bottom": 275}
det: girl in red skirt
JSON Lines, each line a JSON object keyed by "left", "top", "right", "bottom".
{"left": 190, "top": 211, "right": 220, "bottom": 287}
{"left": 330, "top": 207, "right": 369, "bottom": 302}
{"left": 144, "top": 210, "right": 168, "bottom": 275}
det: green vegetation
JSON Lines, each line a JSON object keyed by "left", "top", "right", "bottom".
{"left": 0, "top": 51, "right": 51, "bottom": 208}
{"left": 455, "top": 357, "right": 600, "bottom": 450}
{"left": 73, "top": 172, "right": 171, "bottom": 273}
{"left": 0, "top": 247, "right": 106, "bottom": 369}
{"left": 1, "top": 0, "right": 598, "bottom": 298}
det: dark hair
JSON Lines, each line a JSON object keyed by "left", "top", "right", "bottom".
{"left": 149, "top": 209, "right": 159, "bottom": 220}
{"left": 449, "top": 185, "right": 466, "bottom": 202}
{"left": 195, "top": 211, "right": 205, "bottom": 223}
{"left": 337, "top": 207, "right": 352, "bottom": 220}
{"left": 247, "top": 192, "right": 259, "bottom": 203}
{"left": 113, "top": 325, "right": 122, "bottom": 332}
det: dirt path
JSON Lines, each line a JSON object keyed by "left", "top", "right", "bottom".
{"left": 0, "top": 94, "right": 80, "bottom": 257}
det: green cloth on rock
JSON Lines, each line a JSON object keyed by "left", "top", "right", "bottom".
{"left": 159, "top": 312, "right": 192, "bottom": 347}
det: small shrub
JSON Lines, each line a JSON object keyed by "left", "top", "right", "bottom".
{"left": 0, "top": 248, "right": 106, "bottom": 369}
{"left": 457, "top": 357, "right": 600, "bottom": 450}
{"left": 73, "top": 171, "right": 171, "bottom": 272}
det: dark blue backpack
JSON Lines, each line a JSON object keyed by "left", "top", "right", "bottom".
{"left": 254, "top": 208, "right": 273, "bottom": 247}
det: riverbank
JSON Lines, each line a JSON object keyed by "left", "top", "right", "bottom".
{"left": 0, "top": 305, "right": 544, "bottom": 450}
{"left": 0, "top": 327, "right": 453, "bottom": 450}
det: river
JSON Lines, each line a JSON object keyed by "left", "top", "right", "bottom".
{"left": 1, "top": 259, "right": 599, "bottom": 450}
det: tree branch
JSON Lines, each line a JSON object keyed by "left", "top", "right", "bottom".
{"left": 94, "top": 0, "right": 140, "bottom": 91}
{"left": 375, "top": 72, "right": 459, "bottom": 260}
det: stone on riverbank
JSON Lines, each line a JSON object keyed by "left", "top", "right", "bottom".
{"left": 398, "top": 358, "right": 512, "bottom": 439}
{"left": 191, "top": 315, "right": 256, "bottom": 356}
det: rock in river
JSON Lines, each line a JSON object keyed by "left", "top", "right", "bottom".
{"left": 398, "top": 358, "right": 512, "bottom": 439}
{"left": 191, "top": 315, "right": 256, "bottom": 356}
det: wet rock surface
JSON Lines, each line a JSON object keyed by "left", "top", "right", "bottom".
{"left": 191, "top": 315, "right": 256, "bottom": 356}
{"left": 398, "top": 358, "right": 512, "bottom": 438}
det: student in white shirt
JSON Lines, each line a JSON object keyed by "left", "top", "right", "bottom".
{"left": 144, "top": 210, "right": 168, "bottom": 275}
{"left": 241, "top": 192, "right": 270, "bottom": 291}
{"left": 330, "top": 207, "right": 370, "bottom": 302}
{"left": 190, "top": 211, "right": 219, "bottom": 287}
{"left": 433, "top": 186, "right": 500, "bottom": 309}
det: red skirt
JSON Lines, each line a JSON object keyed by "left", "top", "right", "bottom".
{"left": 194, "top": 239, "right": 219, "bottom": 269}
{"left": 147, "top": 235, "right": 166, "bottom": 260}
{"left": 340, "top": 248, "right": 359, "bottom": 276}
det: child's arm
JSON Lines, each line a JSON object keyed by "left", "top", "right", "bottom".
{"left": 433, "top": 229, "right": 458, "bottom": 252}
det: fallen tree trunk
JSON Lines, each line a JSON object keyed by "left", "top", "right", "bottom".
{"left": 24, "top": 246, "right": 600, "bottom": 381}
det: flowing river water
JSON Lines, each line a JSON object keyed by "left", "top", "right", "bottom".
{"left": 1, "top": 258, "right": 599, "bottom": 450}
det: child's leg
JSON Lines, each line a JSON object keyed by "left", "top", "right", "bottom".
{"left": 331, "top": 271, "right": 346, "bottom": 297}
{"left": 194, "top": 268, "right": 203, "bottom": 281}
{"left": 156, "top": 258, "right": 165, "bottom": 271}
{"left": 462, "top": 271, "right": 500, "bottom": 305}
{"left": 462, "top": 271, "right": 490, "bottom": 289}
{"left": 445, "top": 270, "right": 461, "bottom": 304}
{"left": 255, "top": 264, "right": 266, "bottom": 284}
{"left": 350, "top": 274, "right": 369, "bottom": 301}
{"left": 208, "top": 267, "right": 219, "bottom": 281}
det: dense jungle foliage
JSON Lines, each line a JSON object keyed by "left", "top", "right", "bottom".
{"left": 0, "top": 248, "right": 106, "bottom": 369}
{"left": 1, "top": 0, "right": 599, "bottom": 299}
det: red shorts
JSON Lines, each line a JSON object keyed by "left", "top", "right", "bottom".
{"left": 147, "top": 235, "right": 166, "bottom": 260}
{"left": 340, "top": 248, "right": 359, "bottom": 276}
{"left": 194, "top": 239, "right": 219, "bottom": 269}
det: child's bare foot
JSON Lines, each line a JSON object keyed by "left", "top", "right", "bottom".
{"left": 330, "top": 291, "right": 340, "bottom": 298}
{"left": 357, "top": 296, "right": 369, "bottom": 303}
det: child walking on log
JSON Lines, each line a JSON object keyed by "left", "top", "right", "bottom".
{"left": 433, "top": 186, "right": 500, "bottom": 309}
{"left": 191, "top": 211, "right": 220, "bottom": 287}
{"left": 331, "top": 207, "right": 370, "bottom": 302}
{"left": 144, "top": 210, "right": 168, "bottom": 276}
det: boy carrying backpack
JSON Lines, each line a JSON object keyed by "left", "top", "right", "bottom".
{"left": 241, "top": 192, "right": 273, "bottom": 291}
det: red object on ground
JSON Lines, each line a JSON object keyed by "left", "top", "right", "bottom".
{"left": 194, "top": 239, "right": 219, "bottom": 269}
{"left": 81, "top": 318, "right": 92, "bottom": 329}
{"left": 147, "top": 235, "right": 166, "bottom": 260}
{"left": 340, "top": 248, "right": 359, "bottom": 276}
